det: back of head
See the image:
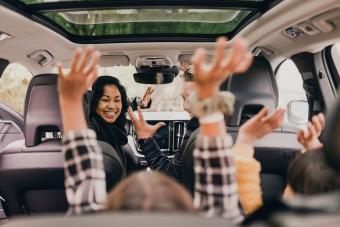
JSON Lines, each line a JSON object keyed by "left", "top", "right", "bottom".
{"left": 106, "top": 171, "right": 194, "bottom": 212}
{"left": 287, "top": 148, "right": 340, "bottom": 195}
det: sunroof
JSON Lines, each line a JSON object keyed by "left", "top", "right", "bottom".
{"left": 41, "top": 9, "right": 251, "bottom": 36}
{"left": 4, "top": 0, "right": 283, "bottom": 42}
{"left": 19, "top": 0, "right": 266, "bottom": 4}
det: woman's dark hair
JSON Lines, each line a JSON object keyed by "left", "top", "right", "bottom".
{"left": 105, "top": 171, "right": 194, "bottom": 212}
{"left": 90, "top": 76, "right": 129, "bottom": 129}
{"left": 287, "top": 148, "right": 340, "bottom": 195}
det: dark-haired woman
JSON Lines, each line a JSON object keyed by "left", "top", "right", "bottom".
{"left": 89, "top": 76, "right": 129, "bottom": 176}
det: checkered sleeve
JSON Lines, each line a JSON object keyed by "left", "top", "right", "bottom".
{"left": 193, "top": 134, "right": 244, "bottom": 223}
{"left": 61, "top": 129, "right": 107, "bottom": 215}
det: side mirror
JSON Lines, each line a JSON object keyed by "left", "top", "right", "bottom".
{"left": 287, "top": 100, "right": 309, "bottom": 125}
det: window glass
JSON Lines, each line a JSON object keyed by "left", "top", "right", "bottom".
{"left": 42, "top": 9, "right": 250, "bottom": 36}
{"left": 0, "top": 63, "right": 33, "bottom": 114}
{"left": 276, "top": 59, "right": 308, "bottom": 127}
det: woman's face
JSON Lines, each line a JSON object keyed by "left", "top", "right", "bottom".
{"left": 96, "top": 84, "right": 122, "bottom": 123}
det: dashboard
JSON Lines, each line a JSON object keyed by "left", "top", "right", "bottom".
{"left": 126, "top": 111, "right": 190, "bottom": 165}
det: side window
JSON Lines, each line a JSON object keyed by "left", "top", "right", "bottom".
{"left": 276, "top": 59, "right": 309, "bottom": 128}
{"left": 0, "top": 63, "right": 33, "bottom": 114}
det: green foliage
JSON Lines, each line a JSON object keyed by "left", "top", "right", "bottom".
{"left": 43, "top": 10, "right": 250, "bottom": 36}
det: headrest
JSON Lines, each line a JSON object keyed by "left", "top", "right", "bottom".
{"left": 323, "top": 93, "right": 340, "bottom": 171}
{"left": 24, "top": 74, "right": 62, "bottom": 147}
{"left": 225, "top": 56, "right": 278, "bottom": 126}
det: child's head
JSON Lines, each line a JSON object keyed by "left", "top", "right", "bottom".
{"left": 106, "top": 171, "right": 194, "bottom": 212}
{"left": 287, "top": 148, "right": 340, "bottom": 195}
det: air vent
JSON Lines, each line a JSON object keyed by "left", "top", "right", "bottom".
{"left": 284, "top": 27, "right": 304, "bottom": 39}
{"left": 172, "top": 121, "right": 187, "bottom": 151}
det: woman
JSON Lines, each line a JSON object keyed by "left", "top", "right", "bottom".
{"left": 88, "top": 76, "right": 129, "bottom": 177}
{"left": 89, "top": 76, "right": 129, "bottom": 151}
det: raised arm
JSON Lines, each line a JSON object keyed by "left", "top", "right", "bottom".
{"left": 190, "top": 37, "right": 252, "bottom": 223}
{"left": 58, "top": 47, "right": 107, "bottom": 214}
{"left": 234, "top": 107, "right": 284, "bottom": 215}
{"left": 297, "top": 113, "right": 325, "bottom": 151}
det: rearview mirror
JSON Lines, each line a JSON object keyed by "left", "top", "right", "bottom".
{"left": 287, "top": 100, "right": 309, "bottom": 125}
{"left": 133, "top": 72, "right": 175, "bottom": 84}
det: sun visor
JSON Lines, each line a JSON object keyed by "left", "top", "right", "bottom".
{"left": 58, "top": 54, "right": 129, "bottom": 68}
{"left": 99, "top": 55, "right": 130, "bottom": 66}
{"left": 178, "top": 54, "right": 214, "bottom": 64}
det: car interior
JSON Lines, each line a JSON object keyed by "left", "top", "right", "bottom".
{"left": 0, "top": 0, "right": 340, "bottom": 226}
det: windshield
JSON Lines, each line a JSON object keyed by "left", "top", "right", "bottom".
{"left": 98, "top": 66, "right": 184, "bottom": 112}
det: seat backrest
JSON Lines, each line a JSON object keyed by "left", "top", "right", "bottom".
{"left": 182, "top": 57, "right": 299, "bottom": 203}
{"left": 223, "top": 56, "right": 278, "bottom": 127}
{"left": 0, "top": 74, "right": 124, "bottom": 217}
{"left": 1, "top": 212, "right": 234, "bottom": 227}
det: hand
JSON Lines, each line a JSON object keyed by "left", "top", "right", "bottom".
{"left": 127, "top": 107, "right": 165, "bottom": 139}
{"left": 236, "top": 108, "right": 285, "bottom": 147}
{"left": 140, "top": 86, "right": 154, "bottom": 108}
{"left": 297, "top": 113, "right": 325, "bottom": 151}
{"left": 191, "top": 37, "right": 253, "bottom": 99}
{"left": 57, "top": 46, "right": 100, "bottom": 102}
{"left": 180, "top": 62, "right": 191, "bottom": 72}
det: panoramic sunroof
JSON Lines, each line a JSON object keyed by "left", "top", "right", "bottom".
{"left": 41, "top": 9, "right": 251, "bottom": 36}
{"left": 3, "top": 0, "right": 282, "bottom": 43}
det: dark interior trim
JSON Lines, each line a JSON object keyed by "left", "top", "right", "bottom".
{"left": 0, "top": 58, "right": 10, "bottom": 79}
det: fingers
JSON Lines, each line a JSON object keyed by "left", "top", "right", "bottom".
{"left": 127, "top": 107, "right": 137, "bottom": 125}
{"left": 76, "top": 46, "right": 94, "bottom": 72}
{"left": 318, "top": 113, "right": 325, "bottom": 129}
{"left": 311, "top": 113, "right": 325, "bottom": 136}
{"left": 86, "top": 67, "right": 98, "bottom": 88}
{"left": 149, "top": 87, "right": 154, "bottom": 95}
{"left": 211, "top": 37, "right": 227, "bottom": 71}
{"left": 83, "top": 50, "right": 100, "bottom": 75}
{"left": 307, "top": 122, "right": 317, "bottom": 139}
{"left": 69, "top": 48, "right": 81, "bottom": 72}
{"left": 191, "top": 47, "right": 207, "bottom": 80}
{"left": 234, "top": 52, "right": 253, "bottom": 74}
{"left": 254, "top": 107, "right": 269, "bottom": 121}
{"left": 297, "top": 130, "right": 306, "bottom": 145}
{"left": 262, "top": 108, "right": 285, "bottom": 128}
{"left": 57, "top": 62, "right": 65, "bottom": 79}
{"left": 221, "top": 38, "right": 247, "bottom": 73}
{"left": 312, "top": 115, "right": 322, "bottom": 135}
{"left": 154, "top": 122, "right": 166, "bottom": 130}
{"left": 142, "top": 86, "right": 151, "bottom": 99}
{"left": 137, "top": 107, "right": 145, "bottom": 122}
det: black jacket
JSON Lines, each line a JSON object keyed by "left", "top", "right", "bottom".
{"left": 140, "top": 117, "right": 199, "bottom": 181}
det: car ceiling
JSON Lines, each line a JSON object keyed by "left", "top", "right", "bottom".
{"left": 0, "top": 0, "right": 340, "bottom": 75}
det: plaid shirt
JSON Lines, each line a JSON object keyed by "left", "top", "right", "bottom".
{"left": 62, "top": 129, "right": 242, "bottom": 222}
{"left": 62, "top": 129, "right": 107, "bottom": 215}
{"left": 194, "top": 134, "right": 244, "bottom": 223}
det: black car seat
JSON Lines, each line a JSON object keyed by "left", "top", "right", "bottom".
{"left": 182, "top": 56, "right": 301, "bottom": 203}
{"left": 0, "top": 74, "right": 124, "bottom": 217}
